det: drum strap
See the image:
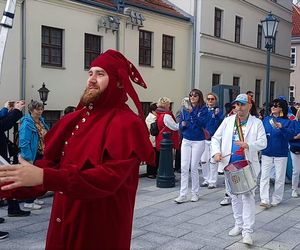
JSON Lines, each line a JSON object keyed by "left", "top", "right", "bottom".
{"left": 234, "top": 116, "right": 245, "bottom": 142}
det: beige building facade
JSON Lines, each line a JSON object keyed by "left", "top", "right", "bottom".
{"left": 169, "top": 0, "right": 292, "bottom": 108}
{"left": 0, "top": 0, "right": 192, "bottom": 122}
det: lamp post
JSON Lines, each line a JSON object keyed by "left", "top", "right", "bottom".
{"left": 261, "top": 12, "right": 279, "bottom": 115}
{"left": 38, "top": 82, "right": 50, "bottom": 105}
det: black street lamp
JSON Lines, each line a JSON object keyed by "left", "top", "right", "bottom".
{"left": 261, "top": 12, "right": 279, "bottom": 115}
{"left": 38, "top": 82, "right": 50, "bottom": 105}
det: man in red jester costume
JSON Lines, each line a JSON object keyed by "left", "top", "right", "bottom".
{"left": 0, "top": 49, "right": 155, "bottom": 249}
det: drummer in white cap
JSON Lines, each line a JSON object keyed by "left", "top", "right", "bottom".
{"left": 211, "top": 93, "right": 267, "bottom": 245}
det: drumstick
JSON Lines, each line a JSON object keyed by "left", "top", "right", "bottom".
{"left": 221, "top": 152, "right": 234, "bottom": 158}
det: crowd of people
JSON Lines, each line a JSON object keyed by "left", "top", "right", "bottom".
{"left": 146, "top": 90, "right": 300, "bottom": 246}
{"left": 0, "top": 49, "right": 299, "bottom": 248}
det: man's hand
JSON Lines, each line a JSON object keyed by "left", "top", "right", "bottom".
{"left": 0, "top": 157, "right": 43, "bottom": 190}
{"left": 235, "top": 141, "right": 249, "bottom": 149}
{"left": 294, "top": 133, "right": 300, "bottom": 140}
{"left": 181, "top": 121, "right": 186, "bottom": 127}
{"left": 213, "top": 153, "right": 222, "bottom": 162}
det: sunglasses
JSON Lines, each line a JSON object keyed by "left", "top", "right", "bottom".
{"left": 271, "top": 104, "right": 281, "bottom": 108}
{"left": 207, "top": 98, "right": 215, "bottom": 101}
{"left": 189, "top": 93, "right": 199, "bottom": 98}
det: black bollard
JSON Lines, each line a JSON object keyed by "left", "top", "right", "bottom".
{"left": 156, "top": 132, "right": 175, "bottom": 188}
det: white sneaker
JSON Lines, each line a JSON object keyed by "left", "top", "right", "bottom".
{"left": 292, "top": 189, "right": 298, "bottom": 198}
{"left": 174, "top": 195, "right": 188, "bottom": 204}
{"left": 243, "top": 233, "right": 253, "bottom": 245}
{"left": 228, "top": 226, "right": 242, "bottom": 236}
{"left": 220, "top": 196, "right": 231, "bottom": 206}
{"left": 24, "top": 203, "right": 42, "bottom": 210}
{"left": 190, "top": 194, "right": 199, "bottom": 202}
{"left": 271, "top": 201, "right": 280, "bottom": 207}
{"left": 200, "top": 181, "right": 208, "bottom": 187}
{"left": 208, "top": 184, "right": 216, "bottom": 189}
{"left": 34, "top": 199, "right": 44, "bottom": 205}
{"left": 260, "top": 201, "right": 270, "bottom": 208}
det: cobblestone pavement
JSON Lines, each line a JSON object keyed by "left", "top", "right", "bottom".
{"left": 0, "top": 169, "right": 299, "bottom": 250}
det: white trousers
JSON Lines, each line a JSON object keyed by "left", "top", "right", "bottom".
{"left": 230, "top": 191, "right": 255, "bottom": 236}
{"left": 260, "top": 155, "right": 287, "bottom": 204}
{"left": 201, "top": 141, "right": 218, "bottom": 185}
{"left": 180, "top": 139, "right": 205, "bottom": 196}
{"left": 290, "top": 152, "right": 300, "bottom": 191}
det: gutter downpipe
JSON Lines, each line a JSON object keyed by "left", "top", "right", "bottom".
{"left": 193, "top": 0, "right": 201, "bottom": 90}
{"left": 191, "top": 0, "right": 197, "bottom": 90}
{"left": 21, "top": 0, "right": 26, "bottom": 100}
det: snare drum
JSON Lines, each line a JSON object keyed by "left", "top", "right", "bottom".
{"left": 224, "top": 160, "right": 257, "bottom": 195}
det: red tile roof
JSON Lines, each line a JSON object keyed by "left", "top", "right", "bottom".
{"left": 77, "top": 0, "right": 189, "bottom": 20}
{"left": 125, "top": 0, "right": 186, "bottom": 19}
{"left": 293, "top": 4, "right": 300, "bottom": 36}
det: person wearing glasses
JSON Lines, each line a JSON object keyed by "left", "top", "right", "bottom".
{"left": 211, "top": 93, "right": 267, "bottom": 245}
{"left": 260, "top": 98, "right": 295, "bottom": 208}
{"left": 174, "top": 89, "right": 209, "bottom": 203}
{"left": 201, "top": 93, "right": 223, "bottom": 189}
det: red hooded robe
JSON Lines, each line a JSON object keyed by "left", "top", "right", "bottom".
{"left": 1, "top": 50, "right": 155, "bottom": 249}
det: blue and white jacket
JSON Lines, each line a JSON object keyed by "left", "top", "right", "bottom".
{"left": 262, "top": 116, "right": 295, "bottom": 157}
{"left": 19, "top": 114, "right": 49, "bottom": 161}
{"left": 179, "top": 105, "right": 209, "bottom": 141}
{"left": 204, "top": 106, "right": 223, "bottom": 140}
{"left": 0, "top": 107, "right": 8, "bottom": 118}
{"left": 289, "top": 120, "right": 300, "bottom": 152}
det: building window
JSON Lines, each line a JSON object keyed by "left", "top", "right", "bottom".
{"left": 255, "top": 79, "right": 261, "bottom": 107}
{"left": 233, "top": 76, "right": 240, "bottom": 86}
{"left": 214, "top": 8, "right": 222, "bottom": 38}
{"left": 84, "top": 34, "right": 102, "bottom": 70}
{"left": 270, "top": 81, "right": 275, "bottom": 102}
{"left": 289, "top": 85, "right": 295, "bottom": 105}
{"left": 291, "top": 47, "right": 296, "bottom": 66}
{"left": 212, "top": 73, "right": 220, "bottom": 86}
{"left": 257, "top": 25, "right": 262, "bottom": 49}
{"left": 41, "top": 26, "right": 63, "bottom": 67}
{"left": 162, "top": 35, "right": 174, "bottom": 69}
{"left": 139, "top": 30, "right": 152, "bottom": 66}
{"left": 43, "top": 110, "right": 61, "bottom": 129}
{"left": 235, "top": 16, "right": 242, "bottom": 43}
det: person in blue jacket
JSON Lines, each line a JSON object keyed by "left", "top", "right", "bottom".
{"left": 260, "top": 98, "right": 295, "bottom": 207}
{"left": 289, "top": 108, "right": 300, "bottom": 198}
{"left": 201, "top": 93, "right": 223, "bottom": 189}
{"left": 19, "top": 100, "right": 49, "bottom": 210}
{"left": 0, "top": 101, "right": 13, "bottom": 118}
{"left": 174, "top": 89, "right": 209, "bottom": 203}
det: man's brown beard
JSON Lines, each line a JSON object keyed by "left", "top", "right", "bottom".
{"left": 80, "top": 88, "right": 101, "bottom": 105}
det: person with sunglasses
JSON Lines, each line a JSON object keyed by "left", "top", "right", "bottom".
{"left": 174, "top": 89, "right": 209, "bottom": 203}
{"left": 211, "top": 93, "right": 267, "bottom": 245}
{"left": 260, "top": 98, "right": 295, "bottom": 208}
{"left": 201, "top": 93, "right": 223, "bottom": 189}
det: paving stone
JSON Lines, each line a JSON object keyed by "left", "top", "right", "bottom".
{"left": 131, "top": 238, "right": 158, "bottom": 250}
{"left": 143, "top": 224, "right": 191, "bottom": 237}
{"left": 134, "top": 207, "right": 159, "bottom": 219}
{"left": 225, "top": 242, "right": 270, "bottom": 250}
{"left": 131, "top": 228, "right": 148, "bottom": 238}
{"left": 261, "top": 216, "right": 298, "bottom": 233}
{"left": 251, "top": 229, "right": 280, "bottom": 247}
{"left": 263, "top": 240, "right": 294, "bottom": 250}
{"left": 133, "top": 215, "right": 163, "bottom": 228}
{"left": 136, "top": 232, "right": 175, "bottom": 245}
{"left": 181, "top": 231, "right": 237, "bottom": 248}
{"left": 272, "top": 227, "right": 300, "bottom": 246}
{"left": 156, "top": 238, "right": 204, "bottom": 250}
